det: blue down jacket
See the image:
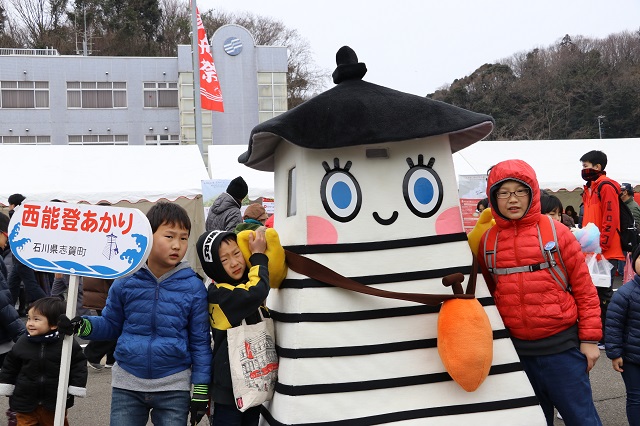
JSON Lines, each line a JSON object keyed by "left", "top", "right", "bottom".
{"left": 605, "top": 275, "right": 640, "bottom": 365}
{"left": 85, "top": 264, "right": 212, "bottom": 384}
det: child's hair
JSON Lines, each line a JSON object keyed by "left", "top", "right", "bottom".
{"left": 476, "top": 198, "right": 489, "bottom": 211}
{"left": 0, "top": 212, "right": 9, "bottom": 234}
{"left": 8, "top": 193, "right": 25, "bottom": 206}
{"left": 219, "top": 233, "right": 237, "bottom": 247}
{"left": 29, "top": 297, "right": 66, "bottom": 327}
{"left": 540, "top": 191, "right": 563, "bottom": 215}
{"left": 565, "top": 205, "right": 576, "bottom": 216}
{"left": 147, "top": 202, "right": 191, "bottom": 234}
{"left": 579, "top": 150, "right": 607, "bottom": 170}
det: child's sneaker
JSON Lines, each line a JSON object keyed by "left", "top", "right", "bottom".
{"left": 6, "top": 409, "right": 17, "bottom": 426}
{"left": 88, "top": 361, "right": 104, "bottom": 370}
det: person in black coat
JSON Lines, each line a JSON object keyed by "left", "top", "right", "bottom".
{"left": 0, "top": 213, "right": 25, "bottom": 366}
{"left": 0, "top": 297, "right": 87, "bottom": 424}
{"left": 605, "top": 245, "right": 640, "bottom": 426}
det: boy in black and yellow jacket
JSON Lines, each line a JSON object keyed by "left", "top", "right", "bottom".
{"left": 196, "top": 227, "right": 285, "bottom": 426}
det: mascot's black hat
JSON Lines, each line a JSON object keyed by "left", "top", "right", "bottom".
{"left": 239, "top": 46, "right": 495, "bottom": 172}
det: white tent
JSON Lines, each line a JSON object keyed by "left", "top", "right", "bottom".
{"left": 208, "top": 144, "right": 274, "bottom": 199}
{"left": 0, "top": 144, "right": 210, "bottom": 274}
{"left": 453, "top": 138, "right": 640, "bottom": 192}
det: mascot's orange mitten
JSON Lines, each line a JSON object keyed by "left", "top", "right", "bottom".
{"left": 438, "top": 297, "right": 493, "bottom": 392}
{"left": 236, "top": 228, "right": 288, "bottom": 288}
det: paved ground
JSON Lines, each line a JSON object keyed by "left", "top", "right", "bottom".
{"left": 0, "top": 277, "right": 630, "bottom": 425}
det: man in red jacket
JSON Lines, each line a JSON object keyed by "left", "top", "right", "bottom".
{"left": 478, "top": 159, "right": 602, "bottom": 426}
{"left": 580, "top": 150, "right": 624, "bottom": 349}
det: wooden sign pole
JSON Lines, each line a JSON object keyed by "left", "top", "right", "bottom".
{"left": 53, "top": 274, "right": 79, "bottom": 426}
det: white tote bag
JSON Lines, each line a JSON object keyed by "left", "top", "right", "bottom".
{"left": 227, "top": 312, "right": 279, "bottom": 412}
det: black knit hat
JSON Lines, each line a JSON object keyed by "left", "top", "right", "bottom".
{"left": 226, "top": 176, "right": 248, "bottom": 201}
{"left": 632, "top": 244, "right": 640, "bottom": 276}
{"left": 197, "top": 230, "right": 240, "bottom": 283}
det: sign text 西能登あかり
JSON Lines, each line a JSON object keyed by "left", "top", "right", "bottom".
{"left": 8, "top": 202, "right": 152, "bottom": 279}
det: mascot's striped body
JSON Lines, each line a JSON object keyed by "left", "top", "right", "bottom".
{"left": 240, "top": 47, "right": 546, "bottom": 425}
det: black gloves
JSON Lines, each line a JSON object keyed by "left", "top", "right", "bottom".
{"left": 189, "top": 384, "right": 209, "bottom": 425}
{"left": 66, "top": 395, "right": 75, "bottom": 409}
{"left": 57, "top": 315, "right": 92, "bottom": 337}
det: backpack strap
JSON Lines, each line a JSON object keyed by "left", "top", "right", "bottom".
{"left": 481, "top": 216, "right": 570, "bottom": 292}
{"left": 482, "top": 225, "right": 499, "bottom": 278}
{"left": 595, "top": 180, "right": 620, "bottom": 199}
{"left": 538, "top": 215, "right": 570, "bottom": 292}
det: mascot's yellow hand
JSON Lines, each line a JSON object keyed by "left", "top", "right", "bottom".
{"left": 467, "top": 208, "right": 495, "bottom": 256}
{"left": 237, "top": 228, "right": 288, "bottom": 288}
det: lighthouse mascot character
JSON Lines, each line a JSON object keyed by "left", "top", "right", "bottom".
{"left": 239, "top": 46, "right": 546, "bottom": 426}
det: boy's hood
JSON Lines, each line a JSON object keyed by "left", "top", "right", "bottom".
{"left": 142, "top": 261, "right": 192, "bottom": 284}
{"left": 486, "top": 159, "right": 541, "bottom": 229}
{"left": 196, "top": 230, "right": 246, "bottom": 284}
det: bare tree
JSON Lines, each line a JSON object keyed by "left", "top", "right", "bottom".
{"left": 7, "top": 0, "right": 70, "bottom": 48}
{"left": 156, "top": 0, "right": 190, "bottom": 56}
{"left": 200, "top": 10, "right": 328, "bottom": 107}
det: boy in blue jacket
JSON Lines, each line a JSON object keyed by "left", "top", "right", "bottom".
{"left": 60, "top": 202, "right": 212, "bottom": 426}
{"left": 605, "top": 244, "right": 640, "bottom": 426}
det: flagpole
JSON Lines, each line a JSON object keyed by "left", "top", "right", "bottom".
{"left": 190, "top": 0, "right": 204, "bottom": 157}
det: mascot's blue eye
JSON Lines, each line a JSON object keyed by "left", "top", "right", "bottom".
{"left": 414, "top": 177, "right": 435, "bottom": 205}
{"left": 403, "top": 159, "right": 443, "bottom": 218}
{"left": 331, "top": 181, "right": 352, "bottom": 209}
{"left": 320, "top": 161, "right": 362, "bottom": 223}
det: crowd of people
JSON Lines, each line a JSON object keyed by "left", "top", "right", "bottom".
{"left": 474, "top": 149, "right": 640, "bottom": 426}
{"left": 1, "top": 151, "right": 639, "bottom": 426}
{"left": 0, "top": 177, "right": 277, "bottom": 425}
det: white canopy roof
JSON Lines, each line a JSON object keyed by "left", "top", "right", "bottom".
{"left": 208, "top": 144, "right": 275, "bottom": 199}
{"left": 453, "top": 138, "right": 640, "bottom": 192}
{"left": 0, "top": 145, "right": 210, "bottom": 205}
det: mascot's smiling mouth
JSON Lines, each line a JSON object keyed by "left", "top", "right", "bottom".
{"left": 373, "top": 211, "right": 398, "bottom": 225}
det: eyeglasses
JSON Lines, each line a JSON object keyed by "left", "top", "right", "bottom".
{"left": 496, "top": 188, "right": 530, "bottom": 199}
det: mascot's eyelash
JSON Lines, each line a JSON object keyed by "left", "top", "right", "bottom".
{"left": 406, "top": 154, "right": 435, "bottom": 169}
{"left": 322, "top": 158, "right": 352, "bottom": 173}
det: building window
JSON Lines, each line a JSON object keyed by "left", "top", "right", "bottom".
{"left": 67, "top": 82, "right": 127, "bottom": 109}
{"left": 144, "top": 82, "right": 178, "bottom": 108}
{"left": 0, "top": 81, "right": 49, "bottom": 108}
{"left": 0, "top": 135, "right": 50, "bottom": 144}
{"left": 287, "top": 166, "right": 297, "bottom": 217}
{"left": 68, "top": 134, "right": 128, "bottom": 145}
{"left": 258, "top": 72, "right": 287, "bottom": 123}
{"left": 145, "top": 134, "right": 180, "bottom": 145}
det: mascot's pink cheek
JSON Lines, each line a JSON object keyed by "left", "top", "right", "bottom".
{"left": 307, "top": 216, "right": 338, "bottom": 245}
{"left": 435, "top": 207, "right": 464, "bottom": 235}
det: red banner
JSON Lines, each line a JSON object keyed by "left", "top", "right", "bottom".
{"left": 196, "top": 8, "right": 224, "bottom": 112}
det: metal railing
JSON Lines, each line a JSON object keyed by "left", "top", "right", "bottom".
{"left": 0, "top": 47, "right": 60, "bottom": 56}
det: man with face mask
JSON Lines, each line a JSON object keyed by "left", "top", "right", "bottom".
{"left": 580, "top": 150, "right": 624, "bottom": 350}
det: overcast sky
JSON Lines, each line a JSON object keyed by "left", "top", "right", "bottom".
{"left": 197, "top": 0, "right": 640, "bottom": 96}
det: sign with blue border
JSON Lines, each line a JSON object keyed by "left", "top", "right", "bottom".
{"left": 8, "top": 202, "right": 152, "bottom": 279}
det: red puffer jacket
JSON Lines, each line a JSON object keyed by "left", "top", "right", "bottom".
{"left": 478, "top": 159, "right": 602, "bottom": 342}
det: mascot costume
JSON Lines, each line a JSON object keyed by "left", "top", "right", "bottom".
{"left": 239, "top": 46, "right": 546, "bottom": 425}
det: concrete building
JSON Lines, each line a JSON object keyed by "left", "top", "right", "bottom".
{"left": 0, "top": 24, "right": 288, "bottom": 164}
